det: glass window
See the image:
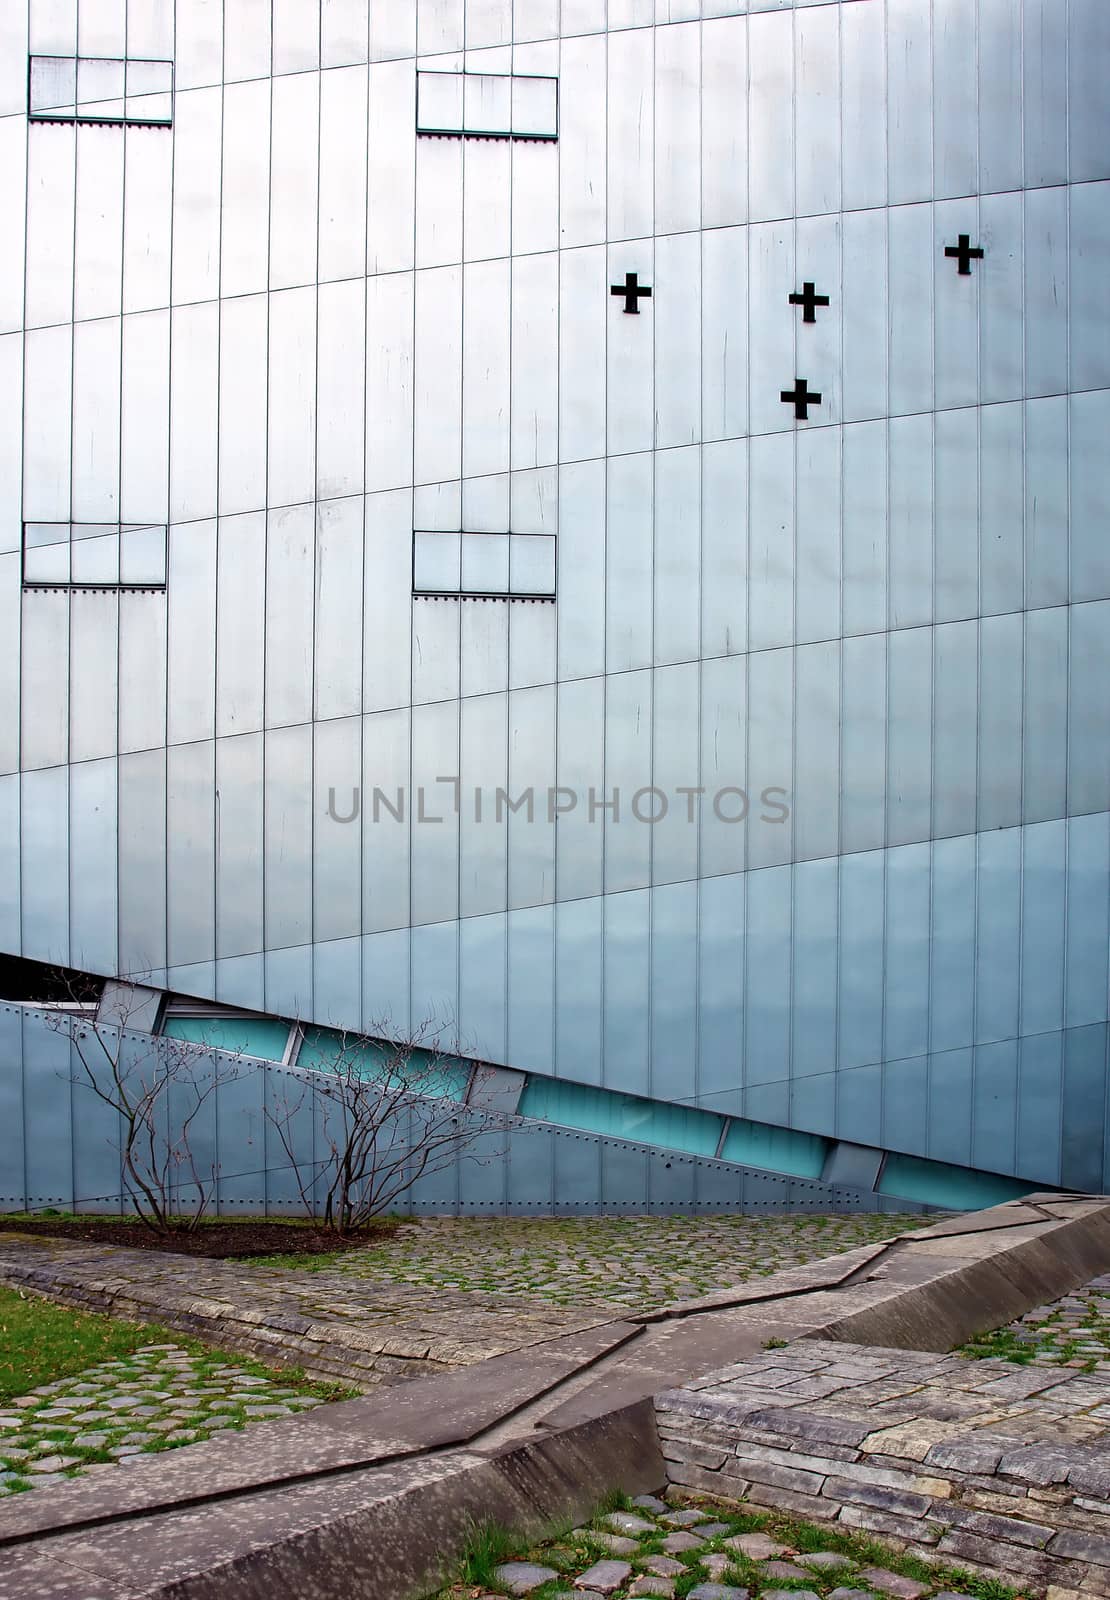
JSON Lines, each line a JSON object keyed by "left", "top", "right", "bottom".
{"left": 720, "top": 1119, "right": 830, "bottom": 1181}
{"left": 76, "top": 62, "right": 125, "bottom": 122}
{"left": 461, "top": 531, "right": 510, "bottom": 594}
{"left": 878, "top": 1154, "right": 1031, "bottom": 1210}
{"left": 416, "top": 71, "right": 557, "bottom": 140}
{"left": 512, "top": 75, "right": 558, "bottom": 139}
{"left": 21, "top": 523, "right": 167, "bottom": 589}
{"left": 70, "top": 529, "right": 120, "bottom": 584}
{"left": 417, "top": 72, "right": 463, "bottom": 133}
{"left": 464, "top": 73, "right": 511, "bottom": 136}
{"left": 509, "top": 533, "right": 556, "bottom": 596}
{"left": 296, "top": 1026, "right": 471, "bottom": 1101}
{"left": 518, "top": 1077, "right": 724, "bottom": 1159}
{"left": 29, "top": 55, "right": 173, "bottom": 126}
{"left": 413, "top": 530, "right": 462, "bottom": 593}
{"left": 29, "top": 56, "right": 76, "bottom": 115}
{"left": 162, "top": 1014, "right": 293, "bottom": 1061}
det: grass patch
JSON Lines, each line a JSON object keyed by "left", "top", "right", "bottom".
{"left": 959, "top": 1298, "right": 1107, "bottom": 1372}
{"left": 674, "top": 1499, "right": 1024, "bottom": 1600}
{"left": 434, "top": 1489, "right": 1026, "bottom": 1600}
{"left": 0, "top": 1286, "right": 171, "bottom": 1402}
{"left": 0, "top": 1288, "right": 358, "bottom": 1490}
{"left": 959, "top": 1325, "right": 1043, "bottom": 1365}
{"left": 457, "top": 1521, "right": 524, "bottom": 1588}
{"left": 0, "top": 1284, "right": 356, "bottom": 1406}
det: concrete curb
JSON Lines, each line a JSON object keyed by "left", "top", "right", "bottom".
{"left": 0, "top": 1402, "right": 666, "bottom": 1600}
{"left": 0, "top": 1321, "right": 644, "bottom": 1547}
{"left": 811, "top": 1200, "right": 1110, "bottom": 1351}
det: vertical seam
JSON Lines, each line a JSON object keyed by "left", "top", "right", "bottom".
{"left": 356, "top": 5, "right": 371, "bottom": 1043}
{"left": 455, "top": 0, "right": 466, "bottom": 1227}
{"left": 691, "top": 6, "right": 704, "bottom": 1195}
{"left": 1057, "top": 0, "right": 1072, "bottom": 1186}
{"left": 787, "top": 4, "right": 799, "bottom": 1141}
{"left": 213, "top": 9, "right": 227, "bottom": 1013}
{"left": 505, "top": 21, "right": 518, "bottom": 1123}
{"left": 740, "top": 5, "right": 751, "bottom": 1124}
{"left": 646, "top": 5, "right": 657, "bottom": 1132}
{"left": 878, "top": 0, "right": 893, "bottom": 1151}
{"left": 407, "top": 10, "right": 420, "bottom": 1054}
{"left": 305, "top": 11, "right": 322, "bottom": 1031}
{"left": 832, "top": 0, "right": 845, "bottom": 1139}
{"left": 163, "top": 0, "right": 179, "bottom": 994}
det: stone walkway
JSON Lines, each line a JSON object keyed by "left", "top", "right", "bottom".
{"left": 316, "top": 1214, "right": 924, "bottom": 1310}
{"left": 0, "top": 1343, "right": 328, "bottom": 1498}
{"left": 658, "top": 1339, "right": 1110, "bottom": 1595}
{"left": 439, "top": 1487, "right": 1007, "bottom": 1600}
{"left": 962, "top": 1271, "right": 1110, "bottom": 1372}
{"left": 2, "top": 1198, "right": 1106, "bottom": 1600}
{"left": 0, "top": 1214, "right": 920, "bottom": 1390}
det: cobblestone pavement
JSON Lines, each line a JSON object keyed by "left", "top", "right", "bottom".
{"left": 0, "top": 1343, "right": 330, "bottom": 1498}
{"left": 961, "top": 1271, "right": 1110, "bottom": 1372}
{"left": 297, "top": 1212, "right": 927, "bottom": 1309}
{"left": 437, "top": 1487, "right": 1010, "bottom": 1600}
{"left": 0, "top": 1215, "right": 922, "bottom": 1390}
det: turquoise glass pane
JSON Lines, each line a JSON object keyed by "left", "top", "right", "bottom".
{"left": 517, "top": 1078, "right": 724, "bottom": 1158}
{"left": 296, "top": 1026, "right": 470, "bottom": 1101}
{"left": 719, "top": 1118, "right": 830, "bottom": 1179}
{"left": 161, "top": 1015, "right": 292, "bottom": 1061}
{"left": 878, "top": 1153, "right": 1032, "bottom": 1211}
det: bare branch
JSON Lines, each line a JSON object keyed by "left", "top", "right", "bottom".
{"left": 264, "top": 1019, "right": 513, "bottom": 1236}
{"left": 42, "top": 971, "right": 242, "bottom": 1235}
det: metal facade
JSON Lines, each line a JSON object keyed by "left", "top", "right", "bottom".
{"left": 0, "top": 1001, "right": 934, "bottom": 1215}
{"left": 2, "top": 0, "right": 1109, "bottom": 1202}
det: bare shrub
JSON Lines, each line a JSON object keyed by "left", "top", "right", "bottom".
{"left": 44, "top": 983, "right": 240, "bottom": 1235}
{"left": 266, "top": 1022, "right": 509, "bottom": 1236}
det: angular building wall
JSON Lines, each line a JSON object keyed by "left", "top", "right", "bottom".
{"left": 1, "top": 0, "right": 1109, "bottom": 1207}
{"left": 2, "top": 999, "right": 942, "bottom": 1216}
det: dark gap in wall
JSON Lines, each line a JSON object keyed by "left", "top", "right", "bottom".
{"left": 0, "top": 955, "right": 103, "bottom": 1004}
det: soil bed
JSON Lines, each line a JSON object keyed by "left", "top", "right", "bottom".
{"left": 0, "top": 1216, "right": 394, "bottom": 1258}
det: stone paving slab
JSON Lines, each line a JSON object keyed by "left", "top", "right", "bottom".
{"left": 0, "top": 1214, "right": 918, "bottom": 1392}
{"left": 0, "top": 1238, "right": 620, "bottom": 1390}
{"left": 657, "top": 1334, "right": 1110, "bottom": 1595}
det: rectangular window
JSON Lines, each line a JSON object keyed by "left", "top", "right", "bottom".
{"left": 417, "top": 71, "right": 557, "bottom": 141}
{"left": 412, "top": 530, "right": 556, "bottom": 601}
{"left": 22, "top": 522, "right": 167, "bottom": 589}
{"left": 518, "top": 1077, "right": 725, "bottom": 1160}
{"left": 877, "top": 1153, "right": 1032, "bottom": 1210}
{"left": 29, "top": 55, "right": 173, "bottom": 127}
{"left": 162, "top": 1015, "right": 293, "bottom": 1062}
{"left": 296, "top": 1026, "right": 471, "bottom": 1101}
